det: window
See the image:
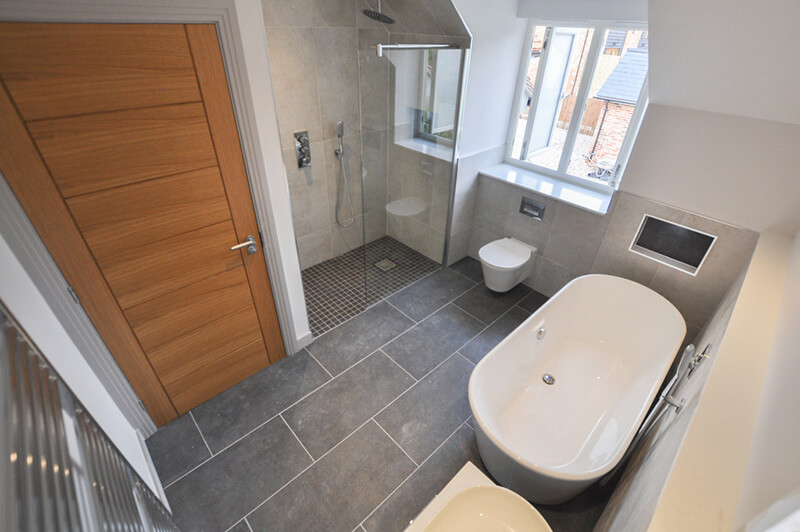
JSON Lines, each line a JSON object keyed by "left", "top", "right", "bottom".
{"left": 508, "top": 23, "right": 649, "bottom": 188}
{"left": 413, "top": 48, "right": 461, "bottom": 145}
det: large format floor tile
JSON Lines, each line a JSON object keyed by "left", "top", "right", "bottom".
{"left": 191, "top": 349, "right": 331, "bottom": 452}
{"left": 247, "top": 421, "right": 415, "bottom": 532}
{"left": 165, "top": 417, "right": 312, "bottom": 532}
{"left": 282, "top": 351, "right": 413, "bottom": 458}
{"left": 363, "top": 424, "right": 485, "bottom": 532}
{"left": 460, "top": 305, "right": 532, "bottom": 364}
{"left": 145, "top": 413, "right": 210, "bottom": 487}
{"left": 375, "top": 354, "right": 473, "bottom": 464}
{"left": 519, "top": 289, "right": 549, "bottom": 313}
{"left": 453, "top": 282, "right": 531, "bottom": 324}
{"left": 383, "top": 304, "right": 484, "bottom": 379}
{"left": 388, "top": 268, "right": 476, "bottom": 321}
{"left": 307, "top": 301, "right": 414, "bottom": 375}
{"left": 448, "top": 256, "right": 484, "bottom": 282}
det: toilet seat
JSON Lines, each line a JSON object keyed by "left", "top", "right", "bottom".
{"left": 479, "top": 238, "right": 532, "bottom": 271}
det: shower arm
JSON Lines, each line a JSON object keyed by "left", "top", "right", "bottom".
{"left": 374, "top": 42, "right": 457, "bottom": 58}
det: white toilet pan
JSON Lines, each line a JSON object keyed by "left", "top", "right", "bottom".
{"left": 478, "top": 238, "right": 536, "bottom": 293}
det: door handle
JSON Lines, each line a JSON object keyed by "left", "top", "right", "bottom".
{"left": 231, "top": 236, "right": 257, "bottom": 255}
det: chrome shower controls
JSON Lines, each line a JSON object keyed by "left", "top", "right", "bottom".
{"left": 294, "top": 130, "right": 311, "bottom": 168}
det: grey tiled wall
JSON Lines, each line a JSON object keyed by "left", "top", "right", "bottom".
{"left": 262, "top": 0, "right": 469, "bottom": 269}
{"left": 464, "top": 173, "right": 758, "bottom": 333}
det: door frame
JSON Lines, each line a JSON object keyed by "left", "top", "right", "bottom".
{"left": 0, "top": 0, "right": 312, "bottom": 358}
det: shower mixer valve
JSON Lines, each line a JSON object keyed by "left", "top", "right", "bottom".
{"left": 294, "top": 130, "right": 311, "bottom": 168}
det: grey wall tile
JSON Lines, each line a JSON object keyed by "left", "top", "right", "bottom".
{"left": 383, "top": 304, "right": 484, "bottom": 378}
{"left": 312, "top": 0, "right": 356, "bottom": 27}
{"left": 266, "top": 28, "right": 323, "bottom": 150}
{"left": 326, "top": 135, "right": 364, "bottom": 223}
{"left": 544, "top": 202, "right": 610, "bottom": 274}
{"left": 166, "top": 417, "right": 312, "bottom": 532}
{"left": 145, "top": 414, "right": 210, "bottom": 487}
{"left": 297, "top": 228, "right": 333, "bottom": 269}
{"left": 533, "top": 256, "right": 579, "bottom": 297}
{"left": 446, "top": 228, "right": 470, "bottom": 265}
{"left": 192, "top": 349, "right": 331, "bottom": 452}
{"left": 283, "top": 351, "right": 413, "bottom": 458}
{"left": 247, "top": 421, "right": 415, "bottom": 532}
{"left": 261, "top": 0, "right": 314, "bottom": 28}
{"left": 308, "top": 301, "right": 414, "bottom": 375}
{"left": 313, "top": 28, "right": 360, "bottom": 141}
{"left": 473, "top": 176, "right": 512, "bottom": 234}
{"left": 363, "top": 424, "right": 484, "bottom": 532}
{"left": 375, "top": 354, "right": 473, "bottom": 463}
{"left": 647, "top": 212, "right": 757, "bottom": 328}
{"left": 467, "top": 226, "right": 501, "bottom": 259}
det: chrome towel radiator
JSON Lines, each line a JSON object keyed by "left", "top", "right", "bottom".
{"left": 1, "top": 304, "right": 179, "bottom": 531}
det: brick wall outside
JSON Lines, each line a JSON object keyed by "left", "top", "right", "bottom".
{"left": 593, "top": 102, "right": 634, "bottom": 168}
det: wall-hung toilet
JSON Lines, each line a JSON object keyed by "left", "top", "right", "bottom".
{"left": 478, "top": 238, "right": 537, "bottom": 293}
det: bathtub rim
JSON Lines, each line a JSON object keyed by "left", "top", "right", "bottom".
{"left": 468, "top": 273, "right": 686, "bottom": 483}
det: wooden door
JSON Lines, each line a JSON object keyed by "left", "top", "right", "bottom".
{"left": 0, "top": 23, "right": 286, "bottom": 425}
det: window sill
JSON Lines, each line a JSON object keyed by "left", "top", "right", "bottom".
{"left": 394, "top": 137, "right": 453, "bottom": 162}
{"left": 478, "top": 163, "right": 614, "bottom": 215}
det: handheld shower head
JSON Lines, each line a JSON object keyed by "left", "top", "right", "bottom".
{"left": 336, "top": 120, "right": 344, "bottom": 139}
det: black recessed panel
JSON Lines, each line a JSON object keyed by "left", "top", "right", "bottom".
{"left": 635, "top": 216, "right": 714, "bottom": 268}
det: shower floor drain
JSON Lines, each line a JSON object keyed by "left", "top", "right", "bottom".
{"left": 375, "top": 259, "right": 396, "bottom": 271}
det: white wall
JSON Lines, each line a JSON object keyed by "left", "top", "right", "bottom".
{"left": 517, "top": 0, "right": 647, "bottom": 23}
{"left": 451, "top": 0, "right": 528, "bottom": 157}
{"left": 619, "top": 0, "right": 800, "bottom": 238}
{"left": 735, "top": 229, "right": 800, "bottom": 528}
{"left": 620, "top": 104, "right": 800, "bottom": 235}
{"left": 0, "top": 234, "right": 160, "bottom": 495}
{"left": 649, "top": 231, "right": 793, "bottom": 532}
{"left": 648, "top": 0, "right": 800, "bottom": 126}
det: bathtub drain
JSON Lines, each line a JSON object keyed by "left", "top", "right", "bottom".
{"left": 542, "top": 373, "right": 555, "bottom": 385}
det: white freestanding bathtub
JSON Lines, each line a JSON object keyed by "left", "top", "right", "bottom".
{"left": 468, "top": 274, "right": 685, "bottom": 504}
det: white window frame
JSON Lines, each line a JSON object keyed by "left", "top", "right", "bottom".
{"left": 504, "top": 20, "right": 649, "bottom": 192}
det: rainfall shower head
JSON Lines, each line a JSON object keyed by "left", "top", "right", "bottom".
{"left": 362, "top": 0, "right": 394, "bottom": 24}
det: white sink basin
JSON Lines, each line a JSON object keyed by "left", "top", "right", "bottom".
{"left": 424, "top": 485, "right": 552, "bottom": 532}
{"left": 405, "top": 462, "right": 552, "bottom": 532}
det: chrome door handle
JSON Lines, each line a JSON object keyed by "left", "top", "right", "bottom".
{"left": 231, "top": 236, "right": 257, "bottom": 255}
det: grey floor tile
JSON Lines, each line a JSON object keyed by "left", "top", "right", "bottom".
{"left": 191, "top": 349, "right": 331, "bottom": 452}
{"left": 165, "top": 417, "right": 312, "bottom": 532}
{"left": 283, "top": 352, "right": 414, "bottom": 458}
{"left": 248, "top": 421, "right": 415, "bottom": 532}
{"left": 308, "top": 301, "right": 414, "bottom": 375}
{"left": 388, "top": 268, "right": 476, "bottom": 321}
{"left": 375, "top": 354, "right": 473, "bottom": 464}
{"left": 145, "top": 413, "right": 210, "bottom": 486}
{"left": 383, "top": 305, "right": 484, "bottom": 379}
{"left": 228, "top": 520, "right": 250, "bottom": 532}
{"left": 363, "top": 424, "right": 485, "bottom": 532}
{"left": 460, "top": 306, "right": 531, "bottom": 364}
{"left": 519, "top": 290, "right": 549, "bottom": 313}
{"left": 448, "top": 256, "right": 483, "bottom": 282}
{"left": 453, "top": 282, "right": 531, "bottom": 324}
{"left": 535, "top": 478, "right": 614, "bottom": 532}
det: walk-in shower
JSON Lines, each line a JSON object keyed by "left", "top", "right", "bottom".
{"left": 291, "top": 3, "right": 471, "bottom": 337}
